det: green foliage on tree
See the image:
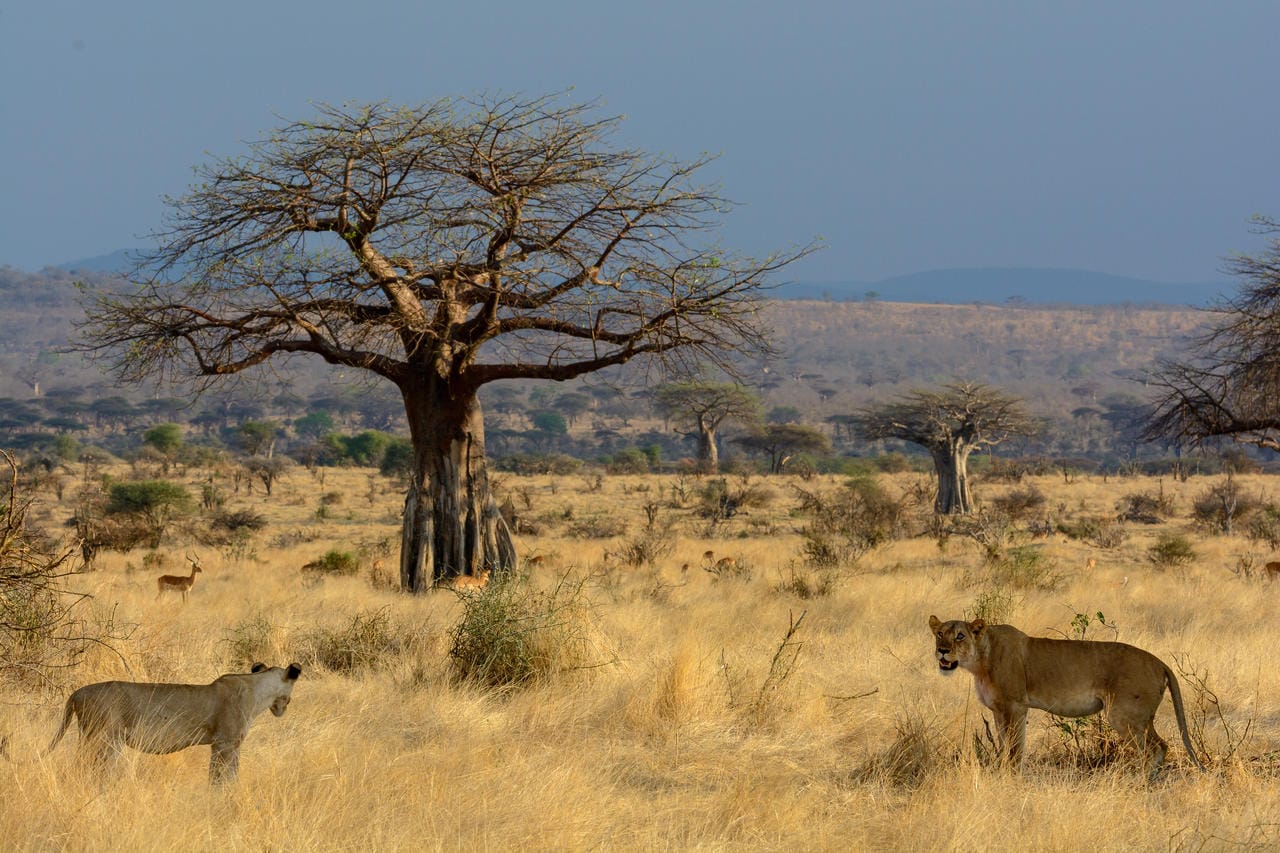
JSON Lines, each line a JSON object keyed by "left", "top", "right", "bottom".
{"left": 105, "top": 479, "right": 194, "bottom": 547}
{"left": 235, "top": 420, "right": 278, "bottom": 457}
{"left": 143, "top": 422, "right": 183, "bottom": 455}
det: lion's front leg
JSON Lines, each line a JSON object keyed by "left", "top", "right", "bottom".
{"left": 993, "top": 704, "right": 1029, "bottom": 771}
{"left": 209, "top": 740, "right": 241, "bottom": 784}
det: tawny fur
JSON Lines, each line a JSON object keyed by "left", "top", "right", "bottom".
{"left": 156, "top": 564, "right": 202, "bottom": 601}
{"left": 928, "top": 615, "right": 1204, "bottom": 777}
{"left": 47, "top": 662, "right": 302, "bottom": 784}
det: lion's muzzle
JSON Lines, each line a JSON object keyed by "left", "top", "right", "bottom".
{"left": 937, "top": 655, "right": 959, "bottom": 672}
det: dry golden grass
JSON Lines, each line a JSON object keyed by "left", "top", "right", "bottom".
{"left": 5, "top": 465, "right": 1280, "bottom": 851}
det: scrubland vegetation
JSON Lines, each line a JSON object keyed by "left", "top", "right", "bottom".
{"left": 4, "top": 460, "right": 1280, "bottom": 851}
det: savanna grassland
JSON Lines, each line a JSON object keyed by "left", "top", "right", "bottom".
{"left": 4, "top": 463, "right": 1280, "bottom": 852}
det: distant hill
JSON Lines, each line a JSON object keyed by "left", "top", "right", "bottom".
{"left": 40, "top": 252, "right": 1233, "bottom": 308}
{"left": 778, "top": 267, "right": 1230, "bottom": 307}
{"left": 57, "top": 249, "right": 138, "bottom": 274}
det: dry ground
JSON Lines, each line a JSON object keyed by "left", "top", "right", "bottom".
{"left": 4, "top": 465, "right": 1280, "bottom": 851}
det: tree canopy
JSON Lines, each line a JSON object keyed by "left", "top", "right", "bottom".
{"left": 853, "top": 382, "right": 1038, "bottom": 513}
{"left": 79, "top": 93, "right": 813, "bottom": 589}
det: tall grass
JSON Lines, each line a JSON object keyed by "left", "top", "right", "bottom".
{"left": 4, "top": 467, "right": 1280, "bottom": 850}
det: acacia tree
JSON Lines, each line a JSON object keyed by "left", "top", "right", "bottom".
{"left": 733, "top": 422, "right": 830, "bottom": 474}
{"left": 852, "top": 382, "right": 1038, "bottom": 514}
{"left": 651, "top": 382, "right": 762, "bottom": 472}
{"left": 1146, "top": 216, "right": 1280, "bottom": 451}
{"left": 83, "top": 94, "right": 810, "bottom": 590}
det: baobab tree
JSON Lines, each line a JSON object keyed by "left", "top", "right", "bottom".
{"left": 852, "top": 382, "right": 1038, "bottom": 514}
{"left": 1146, "top": 216, "right": 1280, "bottom": 451}
{"left": 82, "top": 93, "right": 812, "bottom": 590}
{"left": 651, "top": 382, "right": 762, "bottom": 472}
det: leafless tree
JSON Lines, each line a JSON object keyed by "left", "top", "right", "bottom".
{"left": 1147, "top": 216, "right": 1280, "bottom": 452}
{"left": 651, "top": 382, "right": 762, "bottom": 472}
{"left": 851, "top": 382, "right": 1038, "bottom": 514}
{"left": 81, "top": 93, "right": 814, "bottom": 590}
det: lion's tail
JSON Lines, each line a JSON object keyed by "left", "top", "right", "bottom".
{"left": 44, "top": 694, "right": 77, "bottom": 757}
{"left": 1164, "top": 666, "right": 1207, "bottom": 772}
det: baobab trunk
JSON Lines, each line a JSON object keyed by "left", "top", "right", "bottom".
{"left": 931, "top": 444, "right": 974, "bottom": 515}
{"left": 697, "top": 419, "right": 720, "bottom": 474}
{"left": 400, "top": 384, "right": 516, "bottom": 592}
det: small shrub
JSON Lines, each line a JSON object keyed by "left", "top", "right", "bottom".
{"left": 1245, "top": 505, "right": 1280, "bottom": 550}
{"left": 1191, "top": 476, "right": 1260, "bottom": 536}
{"left": 448, "top": 574, "right": 610, "bottom": 687}
{"left": 991, "top": 485, "right": 1046, "bottom": 521}
{"left": 224, "top": 613, "right": 281, "bottom": 667}
{"left": 989, "top": 545, "right": 1062, "bottom": 591}
{"left": 566, "top": 514, "right": 627, "bottom": 539}
{"left": 616, "top": 528, "right": 675, "bottom": 568}
{"left": 1116, "top": 490, "right": 1173, "bottom": 524}
{"left": 214, "top": 509, "right": 268, "bottom": 532}
{"left": 1056, "top": 516, "right": 1127, "bottom": 549}
{"left": 772, "top": 564, "right": 833, "bottom": 599}
{"left": 796, "top": 477, "right": 909, "bottom": 567}
{"left": 969, "top": 586, "right": 1016, "bottom": 624}
{"left": 1148, "top": 532, "right": 1197, "bottom": 568}
{"left": 303, "top": 549, "right": 361, "bottom": 576}
{"left": 302, "top": 608, "right": 404, "bottom": 673}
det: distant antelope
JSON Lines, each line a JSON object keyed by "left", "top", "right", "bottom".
{"left": 715, "top": 557, "right": 738, "bottom": 571}
{"left": 525, "top": 555, "right": 545, "bottom": 568}
{"left": 1085, "top": 558, "right": 1097, "bottom": 570}
{"left": 1265, "top": 561, "right": 1280, "bottom": 581}
{"left": 157, "top": 555, "right": 203, "bottom": 602}
{"left": 448, "top": 568, "right": 491, "bottom": 591}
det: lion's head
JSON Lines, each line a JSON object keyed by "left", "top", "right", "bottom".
{"left": 928, "top": 615, "right": 986, "bottom": 674}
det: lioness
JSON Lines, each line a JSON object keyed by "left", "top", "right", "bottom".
{"left": 928, "top": 616, "right": 1205, "bottom": 777}
{"left": 48, "top": 662, "right": 302, "bottom": 784}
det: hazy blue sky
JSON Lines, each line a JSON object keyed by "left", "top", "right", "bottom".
{"left": 2, "top": 1, "right": 1276, "bottom": 283}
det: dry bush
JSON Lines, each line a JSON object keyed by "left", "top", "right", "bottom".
{"left": 448, "top": 574, "right": 612, "bottom": 687}
{"left": 1191, "top": 475, "right": 1261, "bottom": 535}
{"left": 299, "top": 607, "right": 411, "bottom": 674}
{"left": 616, "top": 527, "right": 675, "bottom": 568}
{"left": 796, "top": 477, "right": 909, "bottom": 567}
{"left": 1116, "top": 488, "right": 1175, "bottom": 524}
{"left": 855, "top": 708, "right": 945, "bottom": 788}
{"left": 303, "top": 548, "right": 361, "bottom": 576}
{"left": 1147, "top": 532, "right": 1197, "bottom": 568}
{"left": 771, "top": 563, "right": 834, "bottom": 599}
{"left": 990, "top": 484, "right": 1047, "bottom": 521}
{"left": 566, "top": 513, "right": 627, "bottom": 539}
{"left": 0, "top": 451, "right": 127, "bottom": 686}
{"left": 1244, "top": 506, "right": 1280, "bottom": 550}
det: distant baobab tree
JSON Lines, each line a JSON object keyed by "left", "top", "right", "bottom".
{"left": 81, "top": 93, "right": 814, "bottom": 591}
{"left": 852, "top": 382, "right": 1039, "bottom": 514}
{"left": 651, "top": 382, "right": 762, "bottom": 473}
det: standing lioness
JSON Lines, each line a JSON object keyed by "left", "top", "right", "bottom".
{"left": 48, "top": 662, "right": 302, "bottom": 783}
{"left": 928, "top": 616, "right": 1205, "bottom": 777}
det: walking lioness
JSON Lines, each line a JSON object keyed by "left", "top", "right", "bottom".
{"left": 928, "top": 616, "right": 1205, "bottom": 777}
{"left": 48, "top": 662, "right": 302, "bottom": 783}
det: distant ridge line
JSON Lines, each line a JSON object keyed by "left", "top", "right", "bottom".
{"left": 43, "top": 252, "right": 1230, "bottom": 308}
{"left": 777, "top": 267, "right": 1228, "bottom": 307}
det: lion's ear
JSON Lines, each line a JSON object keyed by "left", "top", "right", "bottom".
{"left": 928, "top": 615, "right": 941, "bottom": 632}
{"left": 251, "top": 663, "right": 267, "bottom": 673}
{"left": 969, "top": 619, "right": 986, "bottom": 634}
{"left": 286, "top": 663, "right": 303, "bottom": 681}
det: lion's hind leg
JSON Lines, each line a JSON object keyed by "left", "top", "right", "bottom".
{"left": 1106, "top": 701, "right": 1168, "bottom": 779}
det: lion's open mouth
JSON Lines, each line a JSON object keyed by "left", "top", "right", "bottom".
{"left": 938, "top": 659, "right": 958, "bottom": 672}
